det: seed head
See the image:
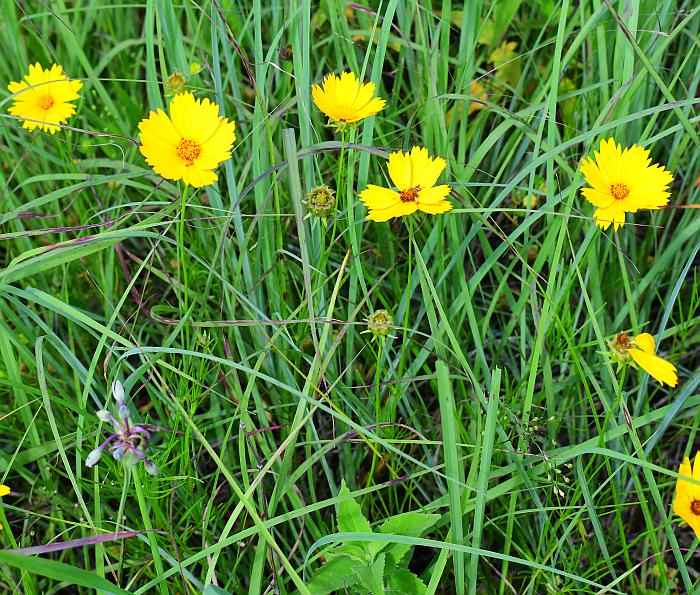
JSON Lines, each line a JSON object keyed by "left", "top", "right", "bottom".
{"left": 366, "top": 309, "right": 393, "bottom": 338}
{"left": 304, "top": 185, "right": 336, "bottom": 218}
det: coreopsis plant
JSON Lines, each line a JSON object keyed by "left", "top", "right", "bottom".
{"left": 580, "top": 138, "right": 673, "bottom": 230}
{"left": 359, "top": 147, "right": 452, "bottom": 221}
{"left": 7, "top": 63, "right": 82, "bottom": 133}
{"left": 312, "top": 72, "right": 386, "bottom": 131}
{"left": 138, "top": 91, "right": 236, "bottom": 187}
{"left": 673, "top": 452, "right": 700, "bottom": 541}
{"left": 609, "top": 331, "right": 678, "bottom": 387}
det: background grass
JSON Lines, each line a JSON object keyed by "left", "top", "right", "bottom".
{"left": 0, "top": 0, "right": 699, "bottom": 593}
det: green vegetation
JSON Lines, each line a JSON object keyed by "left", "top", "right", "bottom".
{"left": 0, "top": 0, "right": 699, "bottom": 593}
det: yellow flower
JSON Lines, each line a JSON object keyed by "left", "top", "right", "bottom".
{"left": 312, "top": 72, "right": 386, "bottom": 126}
{"left": 359, "top": 147, "right": 452, "bottom": 222}
{"left": 7, "top": 63, "right": 82, "bottom": 134}
{"left": 609, "top": 331, "right": 678, "bottom": 387}
{"left": 673, "top": 453, "right": 700, "bottom": 540}
{"left": 0, "top": 484, "right": 8, "bottom": 530}
{"left": 138, "top": 91, "right": 236, "bottom": 188}
{"left": 580, "top": 138, "right": 673, "bottom": 230}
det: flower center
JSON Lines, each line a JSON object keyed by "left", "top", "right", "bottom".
{"left": 176, "top": 138, "right": 202, "bottom": 166}
{"left": 400, "top": 186, "right": 420, "bottom": 203}
{"left": 38, "top": 95, "right": 54, "bottom": 110}
{"left": 610, "top": 183, "right": 630, "bottom": 200}
{"left": 691, "top": 500, "right": 700, "bottom": 515}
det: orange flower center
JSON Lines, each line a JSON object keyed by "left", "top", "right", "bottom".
{"left": 691, "top": 500, "right": 700, "bottom": 515}
{"left": 176, "top": 138, "right": 201, "bottom": 166}
{"left": 38, "top": 95, "right": 55, "bottom": 110}
{"left": 400, "top": 186, "right": 420, "bottom": 203}
{"left": 610, "top": 183, "right": 630, "bottom": 200}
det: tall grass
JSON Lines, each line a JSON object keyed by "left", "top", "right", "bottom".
{"left": 0, "top": 0, "right": 699, "bottom": 593}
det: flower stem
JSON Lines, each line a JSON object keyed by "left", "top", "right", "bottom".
{"left": 396, "top": 217, "right": 414, "bottom": 388}
{"left": 179, "top": 184, "right": 190, "bottom": 342}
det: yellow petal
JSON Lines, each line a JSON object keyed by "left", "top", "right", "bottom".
{"left": 628, "top": 348, "right": 678, "bottom": 387}
{"left": 581, "top": 187, "right": 614, "bottom": 209}
{"left": 418, "top": 185, "right": 451, "bottom": 204}
{"left": 632, "top": 333, "right": 655, "bottom": 355}
{"left": 387, "top": 150, "right": 412, "bottom": 191}
{"left": 580, "top": 156, "right": 610, "bottom": 193}
{"left": 359, "top": 185, "right": 401, "bottom": 209}
{"left": 593, "top": 202, "right": 626, "bottom": 230}
{"left": 366, "top": 201, "right": 417, "bottom": 222}
{"left": 181, "top": 166, "right": 218, "bottom": 188}
{"left": 409, "top": 146, "right": 445, "bottom": 189}
{"left": 0, "top": 484, "right": 9, "bottom": 497}
{"left": 418, "top": 201, "right": 452, "bottom": 215}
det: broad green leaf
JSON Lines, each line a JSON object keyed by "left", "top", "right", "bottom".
{"left": 337, "top": 480, "right": 372, "bottom": 535}
{"left": 356, "top": 552, "right": 385, "bottom": 595}
{"left": 387, "top": 569, "right": 427, "bottom": 595}
{"left": 306, "top": 555, "right": 360, "bottom": 595}
{"left": 375, "top": 512, "right": 441, "bottom": 564}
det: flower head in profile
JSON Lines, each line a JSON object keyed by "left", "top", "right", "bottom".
{"left": 580, "top": 138, "right": 673, "bottom": 230}
{"left": 359, "top": 147, "right": 452, "bottom": 222}
{"left": 7, "top": 63, "right": 82, "bottom": 134}
{"left": 138, "top": 91, "right": 236, "bottom": 188}
{"left": 673, "top": 451, "right": 700, "bottom": 541}
{"left": 609, "top": 331, "right": 678, "bottom": 387}
{"left": 86, "top": 380, "right": 160, "bottom": 476}
{"left": 312, "top": 72, "right": 386, "bottom": 131}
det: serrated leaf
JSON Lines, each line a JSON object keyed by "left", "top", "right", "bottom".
{"left": 329, "top": 541, "right": 370, "bottom": 562}
{"left": 356, "top": 552, "right": 385, "bottom": 595}
{"left": 371, "top": 512, "right": 441, "bottom": 563}
{"left": 386, "top": 569, "right": 427, "bottom": 594}
{"left": 337, "top": 480, "right": 372, "bottom": 535}
{"left": 306, "top": 555, "right": 361, "bottom": 595}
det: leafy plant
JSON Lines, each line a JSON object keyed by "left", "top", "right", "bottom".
{"left": 306, "top": 481, "right": 440, "bottom": 595}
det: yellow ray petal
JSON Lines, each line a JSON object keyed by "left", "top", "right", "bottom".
{"left": 581, "top": 187, "right": 615, "bottom": 208}
{"left": 628, "top": 348, "right": 678, "bottom": 387}
{"left": 418, "top": 185, "right": 451, "bottom": 204}
{"left": 366, "top": 201, "right": 417, "bottom": 222}
{"left": 632, "top": 333, "right": 655, "bottom": 354}
{"left": 418, "top": 201, "right": 452, "bottom": 215}
{"left": 409, "top": 146, "right": 445, "bottom": 189}
{"left": 359, "top": 185, "right": 401, "bottom": 209}
{"left": 387, "top": 150, "right": 412, "bottom": 191}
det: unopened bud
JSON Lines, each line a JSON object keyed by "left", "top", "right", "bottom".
{"left": 112, "top": 380, "right": 125, "bottom": 403}
{"left": 366, "top": 309, "right": 393, "bottom": 337}
{"left": 144, "top": 460, "right": 160, "bottom": 476}
{"left": 96, "top": 410, "right": 112, "bottom": 423}
{"left": 304, "top": 185, "right": 336, "bottom": 217}
{"left": 86, "top": 448, "right": 103, "bottom": 468}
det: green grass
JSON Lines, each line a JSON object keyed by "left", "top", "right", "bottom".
{"left": 1, "top": 0, "right": 699, "bottom": 593}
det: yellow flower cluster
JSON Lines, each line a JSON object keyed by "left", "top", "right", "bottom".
{"left": 4, "top": 63, "right": 689, "bottom": 542}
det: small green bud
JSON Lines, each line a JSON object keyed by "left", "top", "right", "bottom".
{"left": 366, "top": 309, "right": 393, "bottom": 338}
{"left": 304, "top": 185, "right": 336, "bottom": 217}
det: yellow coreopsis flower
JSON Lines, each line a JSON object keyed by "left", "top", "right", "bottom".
{"left": 359, "top": 147, "right": 452, "bottom": 222}
{"left": 580, "top": 138, "right": 673, "bottom": 230}
{"left": 0, "top": 483, "right": 9, "bottom": 531}
{"left": 609, "top": 331, "right": 678, "bottom": 387}
{"left": 7, "top": 63, "right": 82, "bottom": 134}
{"left": 673, "top": 452, "right": 700, "bottom": 540}
{"left": 138, "top": 91, "right": 236, "bottom": 188}
{"left": 312, "top": 72, "right": 386, "bottom": 128}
